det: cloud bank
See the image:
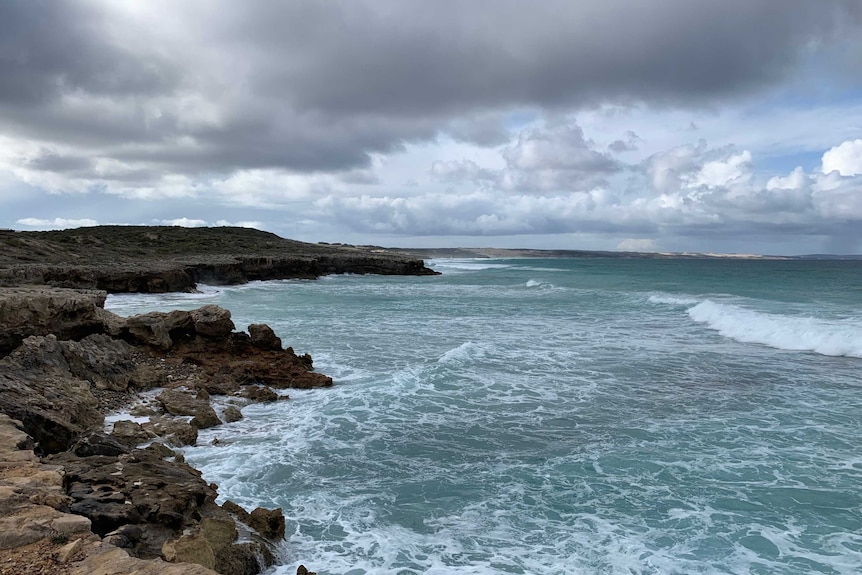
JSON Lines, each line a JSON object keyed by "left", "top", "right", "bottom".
{"left": 1, "top": 0, "right": 861, "bottom": 253}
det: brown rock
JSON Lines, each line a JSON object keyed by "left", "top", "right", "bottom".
{"left": 241, "top": 385, "right": 279, "bottom": 403}
{"left": 110, "top": 420, "right": 153, "bottom": 446}
{"left": 248, "top": 323, "right": 282, "bottom": 351}
{"left": 249, "top": 507, "right": 285, "bottom": 540}
{"left": 71, "top": 544, "right": 218, "bottom": 574}
{"left": 157, "top": 389, "right": 221, "bottom": 429}
{"left": 0, "top": 287, "right": 107, "bottom": 357}
{"left": 56, "top": 537, "right": 84, "bottom": 563}
{"left": 190, "top": 305, "right": 234, "bottom": 339}
{"left": 60, "top": 334, "right": 137, "bottom": 391}
{"left": 222, "top": 406, "right": 243, "bottom": 423}
{"left": 143, "top": 416, "right": 198, "bottom": 447}
{"left": 127, "top": 312, "right": 173, "bottom": 350}
{"left": 162, "top": 532, "right": 216, "bottom": 570}
{"left": 129, "top": 364, "right": 167, "bottom": 389}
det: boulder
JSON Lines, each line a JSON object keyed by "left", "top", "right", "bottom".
{"left": 0, "top": 287, "right": 107, "bottom": 357}
{"left": 248, "top": 324, "right": 282, "bottom": 351}
{"left": 143, "top": 416, "right": 199, "bottom": 447}
{"left": 222, "top": 406, "right": 243, "bottom": 423}
{"left": 248, "top": 507, "right": 285, "bottom": 541}
{"left": 70, "top": 544, "right": 219, "bottom": 575}
{"left": 190, "top": 306, "right": 234, "bottom": 340}
{"left": 241, "top": 386, "right": 279, "bottom": 403}
{"left": 61, "top": 334, "right": 138, "bottom": 391}
{"left": 127, "top": 312, "right": 173, "bottom": 350}
{"left": 129, "top": 364, "right": 167, "bottom": 389}
{"left": 157, "top": 389, "right": 221, "bottom": 429}
{"left": 110, "top": 420, "right": 153, "bottom": 447}
{"left": 72, "top": 431, "right": 131, "bottom": 457}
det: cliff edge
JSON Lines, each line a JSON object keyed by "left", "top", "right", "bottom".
{"left": 0, "top": 226, "right": 438, "bottom": 293}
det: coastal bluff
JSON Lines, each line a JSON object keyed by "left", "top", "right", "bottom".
{"left": 0, "top": 287, "right": 326, "bottom": 575}
{"left": 0, "top": 225, "right": 438, "bottom": 293}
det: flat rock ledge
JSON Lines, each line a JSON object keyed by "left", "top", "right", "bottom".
{"left": 0, "top": 287, "right": 325, "bottom": 575}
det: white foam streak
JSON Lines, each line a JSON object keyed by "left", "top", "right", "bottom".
{"left": 648, "top": 294, "right": 702, "bottom": 306}
{"left": 688, "top": 300, "right": 862, "bottom": 358}
{"left": 428, "top": 258, "right": 511, "bottom": 273}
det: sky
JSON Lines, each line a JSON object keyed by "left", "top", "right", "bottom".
{"left": 2, "top": 1, "right": 862, "bottom": 255}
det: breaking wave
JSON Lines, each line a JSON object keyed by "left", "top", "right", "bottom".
{"left": 688, "top": 300, "right": 862, "bottom": 358}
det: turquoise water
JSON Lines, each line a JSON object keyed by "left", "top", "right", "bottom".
{"left": 106, "top": 258, "right": 862, "bottom": 574}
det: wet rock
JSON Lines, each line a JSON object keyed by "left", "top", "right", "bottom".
{"left": 111, "top": 420, "right": 153, "bottom": 447}
{"left": 157, "top": 389, "right": 221, "bottom": 429}
{"left": 222, "top": 406, "right": 243, "bottom": 423}
{"left": 143, "top": 416, "right": 198, "bottom": 447}
{"left": 248, "top": 508, "right": 285, "bottom": 541}
{"left": 248, "top": 324, "right": 282, "bottom": 351}
{"left": 240, "top": 385, "right": 279, "bottom": 403}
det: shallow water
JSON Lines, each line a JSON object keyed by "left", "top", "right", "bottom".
{"left": 107, "top": 258, "right": 862, "bottom": 574}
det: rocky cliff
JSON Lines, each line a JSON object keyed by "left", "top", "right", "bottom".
{"left": 0, "top": 287, "right": 326, "bottom": 574}
{"left": 0, "top": 226, "right": 438, "bottom": 293}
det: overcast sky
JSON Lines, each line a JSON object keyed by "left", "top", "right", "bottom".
{"left": 2, "top": 0, "right": 862, "bottom": 254}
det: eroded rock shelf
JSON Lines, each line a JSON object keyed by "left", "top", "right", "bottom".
{"left": 0, "top": 287, "right": 327, "bottom": 574}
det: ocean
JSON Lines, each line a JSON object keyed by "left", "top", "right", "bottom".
{"left": 105, "top": 257, "right": 862, "bottom": 575}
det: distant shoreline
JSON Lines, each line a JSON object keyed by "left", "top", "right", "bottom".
{"left": 381, "top": 246, "right": 862, "bottom": 261}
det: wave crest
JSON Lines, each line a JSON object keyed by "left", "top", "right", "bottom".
{"left": 688, "top": 300, "right": 862, "bottom": 358}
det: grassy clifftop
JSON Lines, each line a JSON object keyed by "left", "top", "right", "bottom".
{"left": 0, "top": 226, "right": 437, "bottom": 292}
{"left": 0, "top": 226, "right": 375, "bottom": 265}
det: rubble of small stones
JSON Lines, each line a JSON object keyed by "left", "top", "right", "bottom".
{"left": 0, "top": 287, "right": 325, "bottom": 575}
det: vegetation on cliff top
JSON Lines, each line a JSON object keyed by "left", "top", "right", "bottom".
{"left": 0, "top": 226, "right": 384, "bottom": 265}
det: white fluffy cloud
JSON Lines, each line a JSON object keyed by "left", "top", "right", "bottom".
{"left": 16, "top": 217, "right": 99, "bottom": 229}
{"left": 822, "top": 139, "right": 862, "bottom": 176}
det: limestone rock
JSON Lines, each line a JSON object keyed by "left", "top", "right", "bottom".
{"left": 0, "top": 335, "right": 102, "bottom": 453}
{"left": 129, "top": 364, "right": 167, "bottom": 389}
{"left": 248, "top": 323, "right": 282, "bottom": 351}
{"left": 222, "top": 406, "right": 243, "bottom": 423}
{"left": 71, "top": 545, "right": 218, "bottom": 575}
{"left": 60, "top": 334, "right": 137, "bottom": 391}
{"left": 0, "top": 287, "right": 107, "bottom": 357}
{"left": 56, "top": 537, "right": 84, "bottom": 563}
{"left": 162, "top": 532, "right": 216, "bottom": 570}
{"left": 190, "top": 305, "right": 234, "bottom": 339}
{"left": 249, "top": 507, "right": 285, "bottom": 540}
{"left": 111, "top": 420, "right": 153, "bottom": 447}
{"left": 157, "top": 389, "right": 221, "bottom": 429}
{"left": 127, "top": 312, "right": 173, "bottom": 350}
{"left": 143, "top": 416, "right": 199, "bottom": 447}
{"left": 72, "top": 431, "right": 131, "bottom": 457}
{"left": 241, "top": 385, "right": 279, "bottom": 403}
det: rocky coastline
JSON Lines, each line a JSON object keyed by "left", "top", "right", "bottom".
{"left": 0, "top": 226, "right": 438, "bottom": 294}
{"left": 0, "top": 287, "right": 328, "bottom": 574}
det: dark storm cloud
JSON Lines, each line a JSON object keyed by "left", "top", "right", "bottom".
{"left": 0, "top": 1, "right": 181, "bottom": 104}
{"left": 1, "top": 0, "right": 860, "bottom": 182}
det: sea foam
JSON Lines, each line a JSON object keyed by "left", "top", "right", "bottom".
{"left": 687, "top": 300, "right": 862, "bottom": 358}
